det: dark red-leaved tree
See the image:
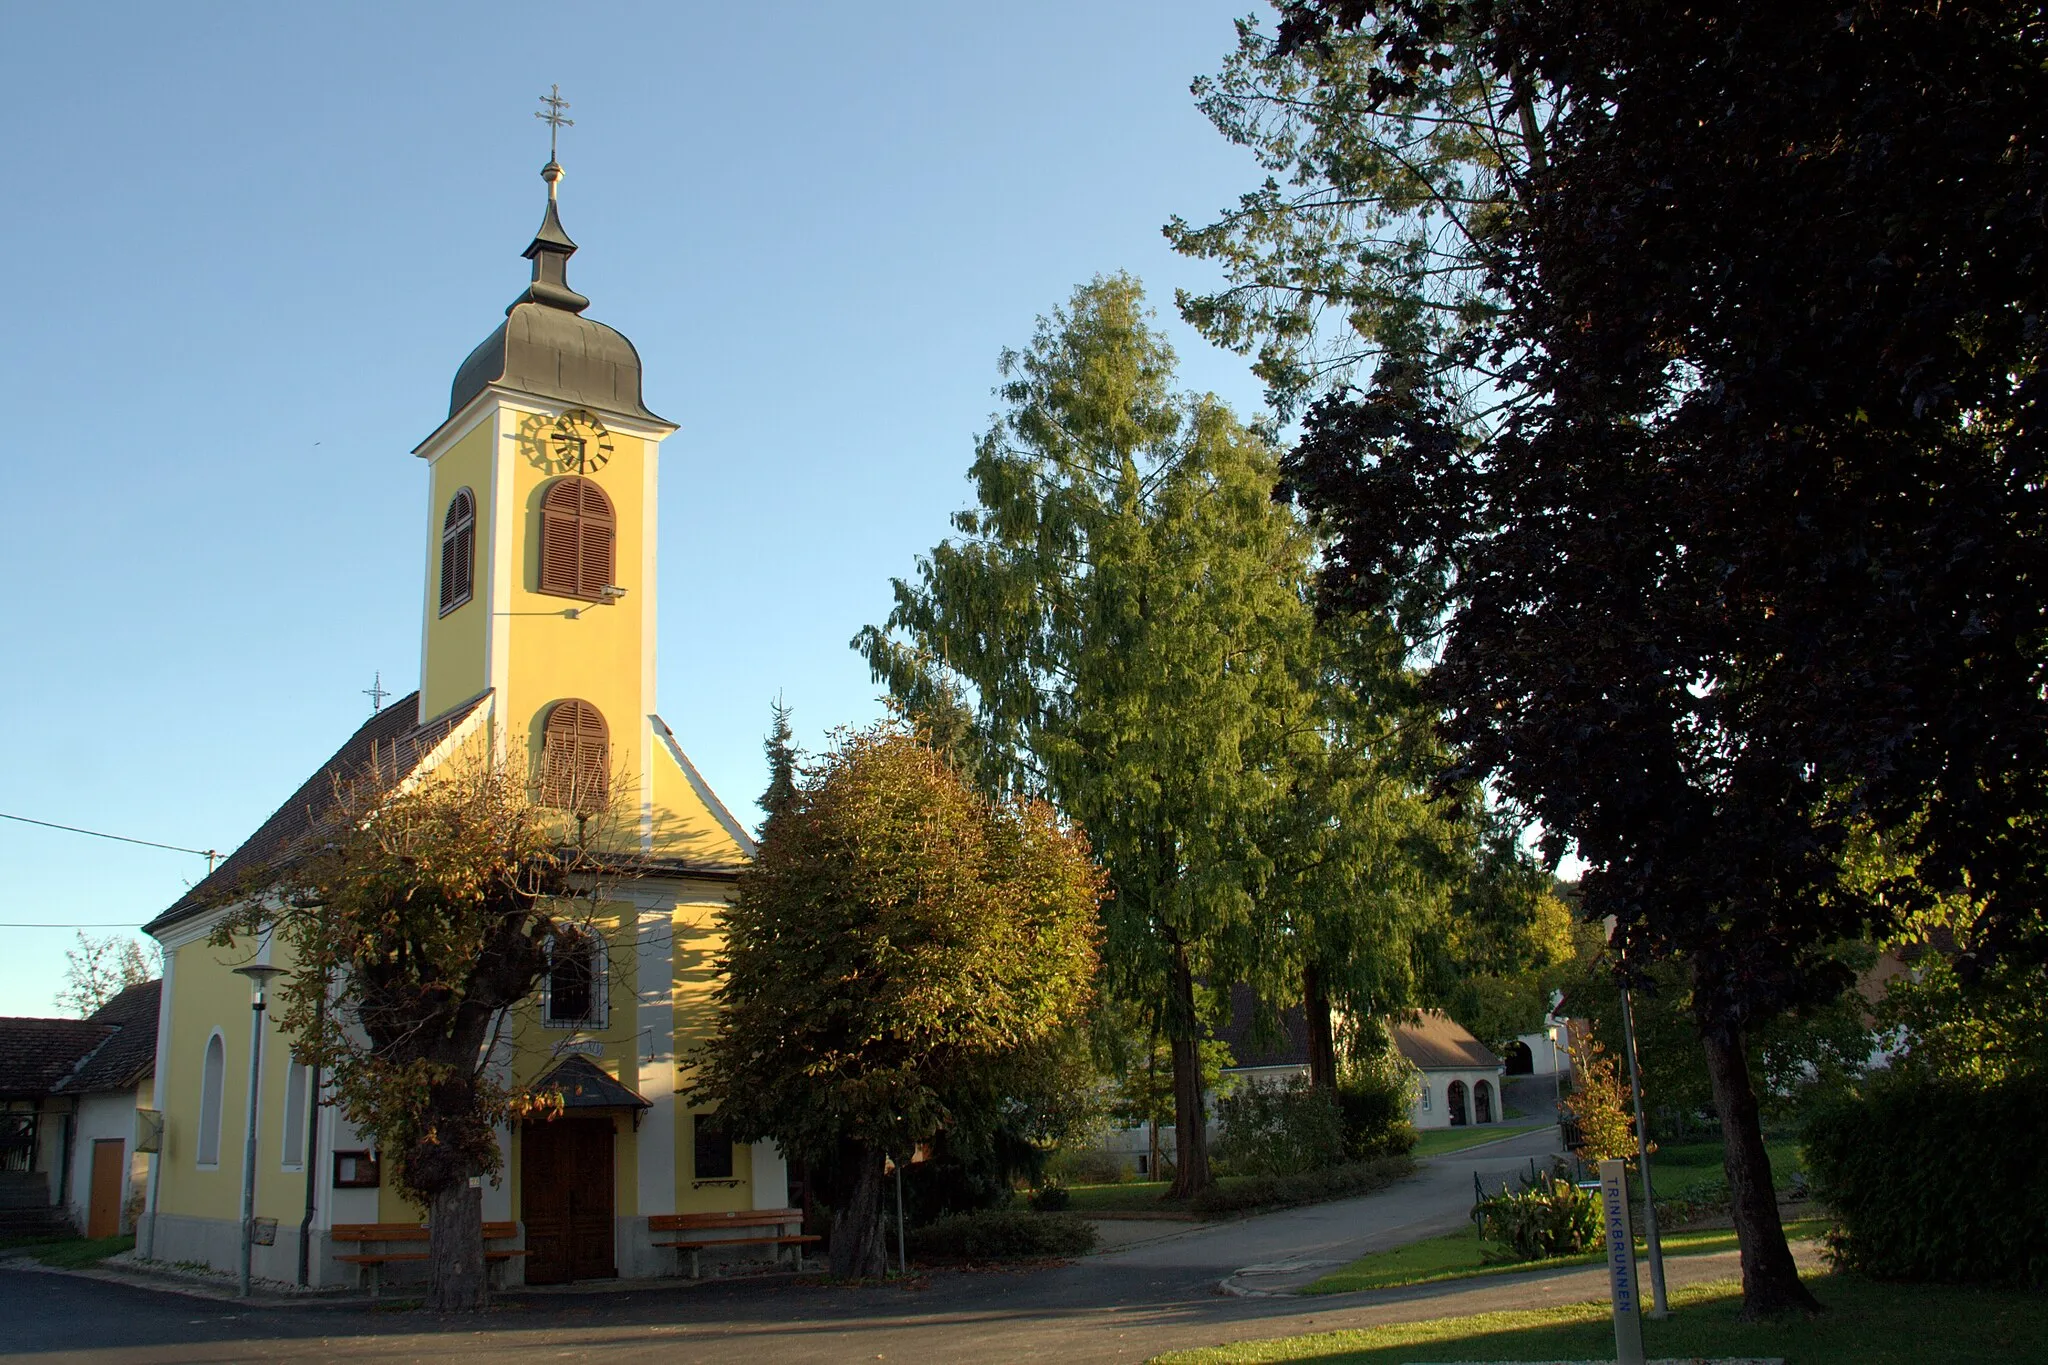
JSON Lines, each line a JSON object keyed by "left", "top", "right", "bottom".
{"left": 1270, "top": 0, "right": 2048, "bottom": 1318}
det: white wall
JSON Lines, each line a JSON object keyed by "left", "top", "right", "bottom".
{"left": 1513, "top": 1020, "right": 1572, "bottom": 1077}
{"left": 1409, "top": 1068, "right": 1508, "bottom": 1131}
{"left": 64, "top": 1084, "right": 150, "bottom": 1235}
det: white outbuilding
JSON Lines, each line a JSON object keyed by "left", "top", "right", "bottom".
{"left": 1392, "top": 1011, "right": 1506, "bottom": 1130}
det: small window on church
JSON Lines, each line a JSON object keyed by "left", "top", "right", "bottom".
{"left": 544, "top": 929, "right": 606, "bottom": 1028}
{"left": 693, "top": 1113, "right": 734, "bottom": 1181}
{"left": 439, "top": 488, "right": 476, "bottom": 615}
{"left": 538, "top": 477, "right": 615, "bottom": 601}
{"left": 540, "top": 700, "right": 609, "bottom": 812}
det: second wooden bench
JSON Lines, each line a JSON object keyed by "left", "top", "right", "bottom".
{"left": 648, "top": 1208, "right": 819, "bottom": 1279}
{"left": 331, "top": 1220, "right": 528, "bottom": 1295}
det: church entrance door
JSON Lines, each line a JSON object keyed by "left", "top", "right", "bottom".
{"left": 521, "top": 1116, "right": 616, "bottom": 1283}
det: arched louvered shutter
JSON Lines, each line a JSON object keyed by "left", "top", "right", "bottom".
{"left": 541, "top": 700, "right": 609, "bottom": 811}
{"left": 439, "top": 488, "right": 476, "bottom": 614}
{"left": 538, "top": 477, "right": 615, "bottom": 601}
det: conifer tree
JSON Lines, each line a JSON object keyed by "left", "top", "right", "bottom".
{"left": 860, "top": 275, "right": 1328, "bottom": 1197}
{"left": 758, "top": 696, "right": 799, "bottom": 835}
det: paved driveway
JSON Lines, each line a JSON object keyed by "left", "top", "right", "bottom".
{"left": 1086, "top": 1124, "right": 1564, "bottom": 1296}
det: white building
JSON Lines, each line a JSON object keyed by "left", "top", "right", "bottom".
{"left": 1392, "top": 1011, "right": 1507, "bottom": 1130}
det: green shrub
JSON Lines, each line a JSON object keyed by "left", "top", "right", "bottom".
{"left": 905, "top": 1209, "right": 1097, "bottom": 1261}
{"left": 1044, "top": 1146, "right": 1129, "bottom": 1186}
{"left": 1189, "top": 1154, "right": 1413, "bottom": 1217}
{"left": 1214, "top": 1076, "right": 1347, "bottom": 1176}
{"left": 1027, "top": 1183, "right": 1071, "bottom": 1212}
{"left": 1475, "top": 1175, "right": 1601, "bottom": 1261}
{"left": 1336, "top": 1073, "right": 1418, "bottom": 1159}
{"left": 1804, "top": 1071, "right": 2048, "bottom": 1288}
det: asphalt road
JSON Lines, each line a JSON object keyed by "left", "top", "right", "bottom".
{"left": 7, "top": 1126, "right": 1711, "bottom": 1365}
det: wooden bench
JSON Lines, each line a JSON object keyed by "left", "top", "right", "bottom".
{"left": 648, "top": 1208, "right": 820, "bottom": 1279}
{"left": 331, "top": 1221, "right": 529, "bottom": 1295}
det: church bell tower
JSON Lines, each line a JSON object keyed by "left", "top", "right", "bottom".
{"left": 411, "top": 139, "right": 677, "bottom": 839}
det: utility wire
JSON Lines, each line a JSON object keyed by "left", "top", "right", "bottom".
{"left": 1, "top": 921, "right": 148, "bottom": 929}
{"left": 0, "top": 810, "right": 217, "bottom": 860}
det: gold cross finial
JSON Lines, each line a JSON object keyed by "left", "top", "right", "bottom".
{"left": 536, "top": 84, "right": 574, "bottom": 162}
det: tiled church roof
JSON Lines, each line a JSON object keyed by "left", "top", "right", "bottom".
{"left": 143, "top": 691, "right": 489, "bottom": 937}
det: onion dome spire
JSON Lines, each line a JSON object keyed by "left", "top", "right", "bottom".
{"left": 510, "top": 158, "right": 590, "bottom": 315}
{"left": 439, "top": 87, "right": 667, "bottom": 428}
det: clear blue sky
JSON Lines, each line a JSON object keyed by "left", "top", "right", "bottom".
{"left": 0, "top": 1, "right": 1282, "bottom": 1014}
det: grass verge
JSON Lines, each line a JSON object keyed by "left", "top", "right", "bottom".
{"left": 1150, "top": 1271, "right": 2046, "bottom": 1364}
{"left": 0, "top": 1234, "right": 135, "bottom": 1269}
{"left": 1303, "top": 1216, "right": 1827, "bottom": 1295}
{"left": 1063, "top": 1180, "right": 1185, "bottom": 1215}
{"left": 1409, "top": 1124, "right": 1546, "bottom": 1161}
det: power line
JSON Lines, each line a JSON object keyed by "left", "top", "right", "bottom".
{"left": 0, "top": 921, "right": 148, "bottom": 929}
{"left": 0, "top": 810, "right": 217, "bottom": 862}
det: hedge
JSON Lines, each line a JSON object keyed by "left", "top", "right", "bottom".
{"left": 905, "top": 1209, "right": 1098, "bottom": 1261}
{"left": 1803, "top": 1071, "right": 2048, "bottom": 1289}
{"left": 1189, "top": 1154, "right": 1414, "bottom": 1217}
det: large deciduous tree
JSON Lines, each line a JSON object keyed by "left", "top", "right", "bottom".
{"left": 219, "top": 755, "right": 613, "bottom": 1311}
{"left": 1257, "top": 0, "right": 2048, "bottom": 1318}
{"left": 857, "top": 275, "right": 1327, "bottom": 1198}
{"left": 692, "top": 724, "right": 1102, "bottom": 1278}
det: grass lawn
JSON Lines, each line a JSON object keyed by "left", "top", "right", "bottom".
{"left": 1061, "top": 1180, "right": 1185, "bottom": 1215}
{"left": 1648, "top": 1133, "right": 1802, "bottom": 1198}
{"left": 0, "top": 1234, "right": 135, "bottom": 1269}
{"left": 1409, "top": 1124, "right": 1546, "bottom": 1161}
{"left": 1304, "top": 1216, "right": 1828, "bottom": 1294}
{"left": 1150, "top": 1271, "right": 2046, "bottom": 1364}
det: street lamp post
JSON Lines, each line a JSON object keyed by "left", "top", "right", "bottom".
{"left": 233, "top": 963, "right": 284, "bottom": 1299}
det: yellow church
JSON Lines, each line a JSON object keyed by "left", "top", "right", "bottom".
{"left": 137, "top": 149, "right": 779, "bottom": 1289}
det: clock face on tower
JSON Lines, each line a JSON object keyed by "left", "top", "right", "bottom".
{"left": 549, "top": 408, "right": 614, "bottom": 474}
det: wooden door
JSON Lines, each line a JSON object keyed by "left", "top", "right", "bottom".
{"left": 521, "top": 1117, "right": 616, "bottom": 1283}
{"left": 87, "top": 1139, "right": 124, "bottom": 1238}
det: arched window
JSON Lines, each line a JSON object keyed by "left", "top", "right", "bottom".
{"left": 544, "top": 928, "right": 607, "bottom": 1028}
{"left": 1474, "top": 1079, "right": 1494, "bottom": 1124}
{"left": 1447, "top": 1079, "right": 1469, "bottom": 1128}
{"left": 538, "top": 477, "right": 615, "bottom": 601}
{"left": 281, "top": 1060, "right": 310, "bottom": 1171}
{"left": 439, "top": 488, "right": 476, "bottom": 614}
{"left": 197, "top": 1033, "right": 226, "bottom": 1166}
{"left": 541, "top": 700, "right": 609, "bottom": 811}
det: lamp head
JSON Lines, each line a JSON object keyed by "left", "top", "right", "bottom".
{"left": 233, "top": 962, "right": 286, "bottom": 1005}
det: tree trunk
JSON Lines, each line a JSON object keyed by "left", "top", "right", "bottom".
{"left": 1165, "top": 950, "right": 1212, "bottom": 1199}
{"left": 828, "top": 1146, "right": 890, "bottom": 1280}
{"left": 1700, "top": 1025, "right": 1821, "bottom": 1319}
{"left": 425, "top": 1181, "right": 487, "bottom": 1312}
{"left": 1303, "top": 964, "right": 1339, "bottom": 1092}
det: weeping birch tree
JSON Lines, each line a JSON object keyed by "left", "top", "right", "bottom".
{"left": 857, "top": 275, "right": 1322, "bottom": 1197}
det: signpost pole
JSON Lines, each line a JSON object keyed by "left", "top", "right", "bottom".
{"left": 1598, "top": 1158, "right": 1647, "bottom": 1365}
{"left": 1617, "top": 977, "right": 1670, "bottom": 1318}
